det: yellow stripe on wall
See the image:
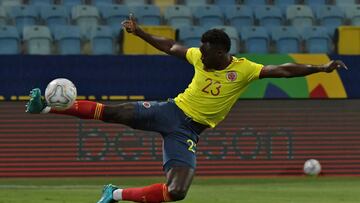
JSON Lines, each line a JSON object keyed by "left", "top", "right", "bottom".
{"left": 290, "top": 54, "right": 347, "bottom": 98}
{"left": 129, "top": 95, "right": 145, "bottom": 100}
{"left": 18, "top": 96, "right": 30, "bottom": 100}
{"left": 76, "top": 96, "right": 86, "bottom": 100}
{"left": 109, "top": 95, "right": 128, "bottom": 100}
{"left": 88, "top": 95, "right": 96, "bottom": 100}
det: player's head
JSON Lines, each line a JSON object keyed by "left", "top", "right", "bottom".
{"left": 200, "top": 29, "right": 231, "bottom": 70}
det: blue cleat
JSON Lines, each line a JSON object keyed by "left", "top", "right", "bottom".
{"left": 97, "top": 184, "right": 119, "bottom": 203}
{"left": 25, "top": 88, "right": 47, "bottom": 114}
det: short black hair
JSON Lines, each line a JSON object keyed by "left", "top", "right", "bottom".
{"left": 201, "top": 29, "right": 231, "bottom": 53}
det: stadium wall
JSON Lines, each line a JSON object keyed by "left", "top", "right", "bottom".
{"left": 0, "top": 54, "right": 359, "bottom": 177}
{"left": 0, "top": 100, "right": 359, "bottom": 177}
{"left": 0, "top": 54, "right": 358, "bottom": 100}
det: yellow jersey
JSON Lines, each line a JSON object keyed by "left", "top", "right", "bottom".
{"left": 174, "top": 48, "right": 263, "bottom": 128}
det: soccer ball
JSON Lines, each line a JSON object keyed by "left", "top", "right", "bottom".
{"left": 45, "top": 78, "right": 77, "bottom": 110}
{"left": 303, "top": 159, "right": 321, "bottom": 176}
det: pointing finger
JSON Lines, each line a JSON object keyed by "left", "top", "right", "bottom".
{"left": 129, "top": 13, "right": 135, "bottom": 21}
{"left": 337, "top": 60, "right": 348, "bottom": 70}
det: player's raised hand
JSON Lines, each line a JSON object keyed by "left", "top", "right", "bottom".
{"left": 121, "top": 13, "right": 138, "bottom": 35}
{"left": 323, "top": 60, "right": 348, "bottom": 73}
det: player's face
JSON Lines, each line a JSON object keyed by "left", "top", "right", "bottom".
{"left": 200, "top": 42, "right": 223, "bottom": 71}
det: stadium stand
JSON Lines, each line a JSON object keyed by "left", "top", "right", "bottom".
{"left": 0, "top": 6, "right": 7, "bottom": 25}
{"left": 90, "top": 25, "right": 114, "bottom": 55}
{"left": 224, "top": 5, "right": 254, "bottom": 33}
{"left": 183, "top": 0, "right": 208, "bottom": 6}
{"left": 343, "top": 5, "right": 360, "bottom": 25}
{"left": 240, "top": 26, "right": 269, "bottom": 53}
{"left": 0, "top": 0, "right": 357, "bottom": 55}
{"left": 255, "top": 5, "right": 283, "bottom": 29}
{"left": 286, "top": 5, "right": 314, "bottom": 32}
{"left": 271, "top": 26, "right": 301, "bottom": 53}
{"left": 40, "top": 5, "right": 68, "bottom": 33}
{"left": 0, "top": 0, "right": 22, "bottom": 7}
{"left": 316, "top": 5, "right": 345, "bottom": 37}
{"left": 302, "top": 26, "right": 331, "bottom": 53}
{"left": 164, "top": 5, "right": 193, "bottom": 28}
{"left": 71, "top": 5, "right": 99, "bottom": 39}
{"left": 0, "top": 25, "right": 20, "bottom": 54}
{"left": 91, "top": 0, "right": 114, "bottom": 6}
{"left": 98, "top": 4, "right": 129, "bottom": 36}
{"left": 133, "top": 5, "right": 161, "bottom": 25}
{"left": 213, "top": 0, "right": 237, "bottom": 7}
{"left": 193, "top": 5, "right": 224, "bottom": 30}
{"left": 178, "top": 25, "right": 206, "bottom": 48}
{"left": 122, "top": 0, "right": 147, "bottom": 6}
{"left": 303, "top": 0, "right": 328, "bottom": 8}
{"left": 28, "top": 0, "right": 53, "bottom": 6}
{"left": 242, "top": 0, "right": 267, "bottom": 8}
{"left": 62, "top": 0, "right": 83, "bottom": 7}
{"left": 23, "top": 25, "right": 52, "bottom": 55}
{"left": 334, "top": 0, "right": 357, "bottom": 6}
{"left": 273, "top": 0, "right": 298, "bottom": 13}
{"left": 53, "top": 25, "right": 81, "bottom": 54}
{"left": 10, "top": 5, "right": 38, "bottom": 34}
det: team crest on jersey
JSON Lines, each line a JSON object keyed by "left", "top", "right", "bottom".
{"left": 142, "top": 101, "right": 151, "bottom": 108}
{"left": 226, "top": 71, "right": 237, "bottom": 82}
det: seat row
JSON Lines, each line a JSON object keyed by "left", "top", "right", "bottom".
{"left": 0, "top": 4, "right": 359, "bottom": 39}
{"left": 2, "top": 0, "right": 359, "bottom": 7}
{"left": 165, "top": 4, "right": 360, "bottom": 35}
{"left": 0, "top": 24, "right": 334, "bottom": 55}
{"left": 0, "top": 25, "right": 116, "bottom": 55}
{"left": 178, "top": 25, "right": 333, "bottom": 54}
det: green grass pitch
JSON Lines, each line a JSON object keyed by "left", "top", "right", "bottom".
{"left": 0, "top": 177, "right": 359, "bottom": 203}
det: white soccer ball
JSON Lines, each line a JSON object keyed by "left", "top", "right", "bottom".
{"left": 45, "top": 78, "right": 77, "bottom": 110}
{"left": 303, "top": 159, "right": 321, "bottom": 176}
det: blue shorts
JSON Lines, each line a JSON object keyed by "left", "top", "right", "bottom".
{"left": 129, "top": 100, "right": 207, "bottom": 172}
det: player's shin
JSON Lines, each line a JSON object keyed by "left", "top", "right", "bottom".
{"left": 115, "top": 183, "right": 172, "bottom": 203}
{"left": 48, "top": 100, "right": 105, "bottom": 120}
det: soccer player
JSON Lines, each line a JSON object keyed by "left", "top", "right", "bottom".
{"left": 26, "top": 14, "right": 347, "bottom": 203}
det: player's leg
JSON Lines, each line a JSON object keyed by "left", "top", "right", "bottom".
{"left": 25, "top": 88, "right": 136, "bottom": 125}
{"left": 101, "top": 167, "right": 194, "bottom": 203}
{"left": 98, "top": 156, "right": 195, "bottom": 203}
{"left": 96, "top": 101, "right": 205, "bottom": 203}
{"left": 100, "top": 135, "right": 198, "bottom": 203}
{"left": 165, "top": 166, "right": 195, "bottom": 201}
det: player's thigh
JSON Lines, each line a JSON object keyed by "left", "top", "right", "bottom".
{"left": 163, "top": 130, "right": 197, "bottom": 200}
{"left": 102, "top": 102, "right": 136, "bottom": 126}
{"left": 130, "top": 101, "right": 180, "bottom": 133}
{"left": 162, "top": 131, "right": 198, "bottom": 172}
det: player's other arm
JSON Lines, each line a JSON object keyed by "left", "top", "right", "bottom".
{"left": 122, "top": 14, "right": 188, "bottom": 59}
{"left": 259, "top": 60, "right": 348, "bottom": 79}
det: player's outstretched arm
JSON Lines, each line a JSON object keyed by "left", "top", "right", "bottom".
{"left": 259, "top": 60, "right": 348, "bottom": 79}
{"left": 122, "top": 14, "right": 188, "bottom": 59}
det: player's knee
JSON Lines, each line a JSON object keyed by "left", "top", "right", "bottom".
{"left": 168, "top": 187, "right": 187, "bottom": 201}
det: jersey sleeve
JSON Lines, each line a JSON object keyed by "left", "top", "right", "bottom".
{"left": 243, "top": 58, "right": 264, "bottom": 82}
{"left": 185, "top": 47, "right": 201, "bottom": 65}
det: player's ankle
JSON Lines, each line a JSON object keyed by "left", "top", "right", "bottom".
{"left": 113, "top": 189, "right": 123, "bottom": 201}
